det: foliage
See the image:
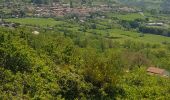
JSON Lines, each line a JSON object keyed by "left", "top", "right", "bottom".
{"left": 1, "top": 9, "right": 170, "bottom": 99}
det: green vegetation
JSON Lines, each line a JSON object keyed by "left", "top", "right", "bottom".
{"left": 5, "top": 18, "right": 61, "bottom": 27}
{"left": 110, "top": 29, "right": 170, "bottom": 44}
{"left": 111, "top": 13, "right": 145, "bottom": 21}
{"left": 1, "top": 0, "right": 170, "bottom": 99}
{"left": 1, "top": 12, "right": 170, "bottom": 99}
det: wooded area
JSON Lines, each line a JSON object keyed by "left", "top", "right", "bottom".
{"left": 1, "top": 0, "right": 170, "bottom": 99}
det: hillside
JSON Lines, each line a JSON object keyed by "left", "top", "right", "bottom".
{"left": 0, "top": 0, "right": 170, "bottom": 99}
{"left": 119, "top": 0, "right": 165, "bottom": 9}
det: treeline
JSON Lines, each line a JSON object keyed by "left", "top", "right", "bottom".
{"left": 119, "top": 19, "right": 170, "bottom": 37}
{"left": 139, "top": 26, "right": 170, "bottom": 37}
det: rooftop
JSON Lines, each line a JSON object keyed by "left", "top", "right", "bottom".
{"left": 147, "top": 67, "right": 165, "bottom": 75}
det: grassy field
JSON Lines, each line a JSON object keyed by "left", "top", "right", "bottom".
{"left": 110, "top": 13, "right": 145, "bottom": 21}
{"left": 85, "top": 28, "right": 170, "bottom": 45}
{"left": 5, "top": 17, "right": 170, "bottom": 45}
{"left": 109, "top": 29, "right": 170, "bottom": 44}
{"left": 5, "top": 18, "right": 62, "bottom": 27}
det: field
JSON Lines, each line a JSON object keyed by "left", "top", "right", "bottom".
{"left": 5, "top": 18, "right": 62, "bottom": 27}
{"left": 115, "top": 13, "right": 145, "bottom": 21}
{"left": 5, "top": 16, "right": 170, "bottom": 45}
{"left": 88, "top": 28, "right": 170, "bottom": 44}
{"left": 109, "top": 29, "right": 170, "bottom": 44}
{"left": 107, "top": 13, "right": 145, "bottom": 21}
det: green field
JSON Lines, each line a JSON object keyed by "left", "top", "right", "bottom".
{"left": 5, "top": 18, "right": 62, "bottom": 27}
{"left": 110, "top": 13, "right": 145, "bottom": 21}
{"left": 5, "top": 17, "right": 170, "bottom": 45}
{"left": 109, "top": 29, "right": 170, "bottom": 44}
{"left": 88, "top": 28, "right": 170, "bottom": 44}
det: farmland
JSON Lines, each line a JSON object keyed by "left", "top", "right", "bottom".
{"left": 5, "top": 18, "right": 61, "bottom": 27}
{"left": 110, "top": 13, "right": 145, "bottom": 21}
{"left": 4, "top": 14, "right": 170, "bottom": 45}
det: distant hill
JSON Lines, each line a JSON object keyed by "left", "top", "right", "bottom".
{"left": 161, "top": 0, "right": 170, "bottom": 12}
{"left": 118, "top": 0, "right": 165, "bottom": 9}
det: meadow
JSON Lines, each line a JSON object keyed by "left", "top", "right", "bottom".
{"left": 5, "top": 18, "right": 63, "bottom": 27}
{"left": 109, "top": 29, "right": 170, "bottom": 44}
{"left": 87, "top": 28, "right": 170, "bottom": 44}
{"left": 108, "top": 13, "right": 145, "bottom": 21}
{"left": 5, "top": 16, "right": 170, "bottom": 45}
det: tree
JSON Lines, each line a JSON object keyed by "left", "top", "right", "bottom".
{"left": 32, "top": 0, "right": 43, "bottom": 4}
{"left": 70, "top": 0, "right": 73, "bottom": 8}
{"left": 81, "top": 0, "right": 86, "bottom": 5}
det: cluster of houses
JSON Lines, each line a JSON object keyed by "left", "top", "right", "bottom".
{"left": 32, "top": 4, "right": 113, "bottom": 17}
{"left": 0, "top": 1, "right": 139, "bottom": 19}
{"left": 33, "top": 4, "right": 94, "bottom": 17}
{"left": 116, "top": 6, "right": 137, "bottom": 13}
{"left": 29, "top": 3, "right": 137, "bottom": 18}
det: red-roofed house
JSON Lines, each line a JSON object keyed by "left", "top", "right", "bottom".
{"left": 147, "top": 67, "right": 170, "bottom": 77}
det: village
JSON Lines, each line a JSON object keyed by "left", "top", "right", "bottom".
{"left": 31, "top": 3, "right": 137, "bottom": 17}
{"left": 0, "top": 1, "right": 138, "bottom": 18}
{"left": 0, "top": 1, "right": 141, "bottom": 28}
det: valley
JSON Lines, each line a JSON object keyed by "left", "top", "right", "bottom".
{"left": 0, "top": 0, "right": 170, "bottom": 99}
